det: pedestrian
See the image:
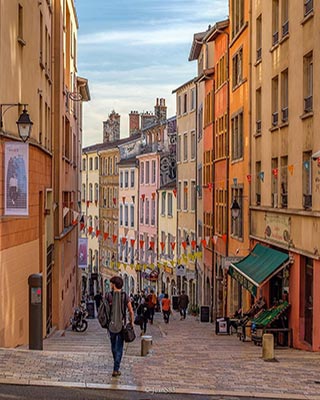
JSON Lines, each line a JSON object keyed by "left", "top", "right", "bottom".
{"left": 161, "top": 294, "right": 171, "bottom": 323}
{"left": 94, "top": 291, "right": 102, "bottom": 314}
{"left": 146, "top": 289, "right": 157, "bottom": 324}
{"left": 107, "top": 276, "right": 134, "bottom": 378}
{"left": 158, "top": 290, "right": 165, "bottom": 311}
{"left": 136, "top": 297, "right": 149, "bottom": 335}
{"left": 178, "top": 290, "right": 189, "bottom": 320}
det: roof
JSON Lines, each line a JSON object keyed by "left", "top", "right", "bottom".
{"left": 172, "top": 77, "right": 196, "bottom": 94}
{"left": 82, "top": 142, "right": 105, "bottom": 153}
{"left": 188, "top": 30, "right": 207, "bottom": 61}
{"left": 118, "top": 156, "right": 138, "bottom": 167}
{"left": 203, "top": 19, "right": 229, "bottom": 43}
{"left": 228, "top": 244, "right": 289, "bottom": 297}
{"left": 159, "top": 180, "right": 176, "bottom": 190}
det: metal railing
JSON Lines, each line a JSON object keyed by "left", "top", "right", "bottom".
{"left": 304, "top": 96, "right": 313, "bottom": 113}
{"left": 304, "top": 0, "right": 313, "bottom": 16}
{"left": 282, "top": 107, "right": 289, "bottom": 122}
{"left": 272, "top": 112, "right": 278, "bottom": 126}
{"left": 282, "top": 21, "right": 289, "bottom": 36}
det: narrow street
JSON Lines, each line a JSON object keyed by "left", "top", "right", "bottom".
{"left": 0, "top": 312, "right": 319, "bottom": 399}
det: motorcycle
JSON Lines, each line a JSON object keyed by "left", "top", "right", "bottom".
{"left": 70, "top": 306, "right": 88, "bottom": 332}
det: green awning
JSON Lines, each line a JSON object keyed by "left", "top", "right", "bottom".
{"left": 228, "top": 244, "right": 289, "bottom": 297}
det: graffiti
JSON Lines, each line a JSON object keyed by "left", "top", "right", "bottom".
{"left": 160, "top": 153, "right": 176, "bottom": 186}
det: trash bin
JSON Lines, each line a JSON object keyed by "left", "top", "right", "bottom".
{"left": 200, "top": 306, "right": 210, "bottom": 322}
{"left": 141, "top": 335, "right": 152, "bottom": 356}
{"left": 171, "top": 295, "right": 179, "bottom": 311}
{"left": 215, "top": 317, "right": 230, "bottom": 335}
{"left": 86, "top": 301, "right": 95, "bottom": 318}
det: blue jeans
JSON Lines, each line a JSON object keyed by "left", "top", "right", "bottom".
{"left": 180, "top": 307, "right": 187, "bottom": 319}
{"left": 109, "top": 331, "right": 124, "bottom": 372}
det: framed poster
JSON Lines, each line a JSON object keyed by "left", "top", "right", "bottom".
{"left": 78, "top": 238, "right": 88, "bottom": 269}
{"left": 4, "top": 142, "right": 29, "bottom": 216}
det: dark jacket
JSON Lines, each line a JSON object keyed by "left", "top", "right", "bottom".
{"left": 178, "top": 294, "right": 189, "bottom": 309}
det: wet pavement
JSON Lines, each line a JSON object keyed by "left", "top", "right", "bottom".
{"left": 0, "top": 312, "right": 319, "bottom": 399}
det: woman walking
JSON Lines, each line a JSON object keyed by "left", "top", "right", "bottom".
{"left": 161, "top": 294, "right": 171, "bottom": 323}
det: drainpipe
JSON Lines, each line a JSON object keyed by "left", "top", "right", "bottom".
{"left": 195, "top": 79, "right": 199, "bottom": 307}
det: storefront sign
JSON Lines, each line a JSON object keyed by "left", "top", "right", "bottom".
{"left": 265, "top": 213, "right": 291, "bottom": 244}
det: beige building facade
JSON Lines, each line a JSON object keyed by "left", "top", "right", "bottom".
{"left": 251, "top": 0, "right": 320, "bottom": 351}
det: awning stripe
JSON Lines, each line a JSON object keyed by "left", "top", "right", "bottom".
{"left": 229, "top": 263, "right": 259, "bottom": 287}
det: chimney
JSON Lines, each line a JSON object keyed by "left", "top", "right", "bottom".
{"left": 141, "top": 111, "right": 156, "bottom": 129}
{"left": 129, "top": 110, "right": 140, "bottom": 136}
{"left": 103, "top": 110, "right": 120, "bottom": 143}
{"left": 154, "top": 97, "right": 167, "bottom": 122}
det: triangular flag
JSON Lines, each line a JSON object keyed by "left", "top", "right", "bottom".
{"left": 182, "top": 241, "right": 187, "bottom": 250}
{"left": 63, "top": 207, "right": 69, "bottom": 218}
{"left": 130, "top": 239, "right": 136, "bottom": 247}
{"left": 288, "top": 165, "right": 294, "bottom": 175}
{"left": 80, "top": 223, "right": 85, "bottom": 231}
{"left": 88, "top": 226, "right": 93, "bottom": 235}
{"left": 170, "top": 242, "right": 176, "bottom": 251}
{"left": 222, "top": 234, "right": 227, "bottom": 243}
{"left": 112, "top": 234, "right": 117, "bottom": 244}
{"left": 139, "top": 240, "right": 144, "bottom": 249}
{"left": 191, "top": 240, "right": 197, "bottom": 249}
{"left": 150, "top": 241, "right": 155, "bottom": 250}
{"left": 201, "top": 239, "right": 207, "bottom": 247}
{"left": 103, "top": 232, "right": 109, "bottom": 241}
{"left": 95, "top": 229, "right": 101, "bottom": 238}
{"left": 213, "top": 235, "right": 218, "bottom": 245}
{"left": 160, "top": 242, "right": 165, "bottom": 251}
{"left": 121, "top": 237, "right": 127, "bottom": 245}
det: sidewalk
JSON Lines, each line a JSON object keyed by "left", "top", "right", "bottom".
{"left": 0, "top": 311, "right": 319, "bottom": 399}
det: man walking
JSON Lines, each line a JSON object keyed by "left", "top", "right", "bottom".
{"left": 178, "top": 290, "right": 189, "bottom": 320}
{"left": 108, "top": 276, "right": 134, "bottom": 377}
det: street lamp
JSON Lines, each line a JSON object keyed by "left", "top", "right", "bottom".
{"left": 231, "top": 199, "right": 241, "bottom": 220}
{"left": 0, "top": 104, "right": 33, "bottom": 142}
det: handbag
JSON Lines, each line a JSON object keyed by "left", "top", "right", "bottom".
{"left": 122, "top": 323, "right": 136, "bottom": 343}
{"left": 134, "top": 315, "right": 144, "bottom": 326}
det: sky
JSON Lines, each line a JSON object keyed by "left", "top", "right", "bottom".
{"left": 75, "top": 0, "right": 228, "bottom": 147}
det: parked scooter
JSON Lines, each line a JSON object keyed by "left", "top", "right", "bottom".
{"left": 70, "top": 306, "right": 88, "bottom": 332}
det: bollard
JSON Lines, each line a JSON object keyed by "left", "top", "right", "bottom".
{"left": 28, "top": 274, "right": 43, "bottom": 350}
{"left": 262, "top": 333, "right": 274, "bottom": 361}
{"left": 141, "top": 335, "right": 152, "bottom": 356}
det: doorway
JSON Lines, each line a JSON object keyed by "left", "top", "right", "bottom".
{"left": 304, "top": 258, "right": 313, "bottom": 345}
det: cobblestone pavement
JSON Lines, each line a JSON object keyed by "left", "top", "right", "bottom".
{"left": 0, "top": 312, "right": 320, "bottom": 399}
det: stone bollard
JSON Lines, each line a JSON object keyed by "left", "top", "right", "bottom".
{"left": 141, "top": 335, "right": 152, "bottom": 356}
{"left": 262, "top": 333, "right": 275, "bottom": 361}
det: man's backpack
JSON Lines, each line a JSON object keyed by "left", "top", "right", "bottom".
{"left": 98, "top": 292, "right": 127, "bottom": 329}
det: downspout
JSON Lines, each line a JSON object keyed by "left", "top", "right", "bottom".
{"left": 195, "top": 80, "right": 198, "bottom": 307}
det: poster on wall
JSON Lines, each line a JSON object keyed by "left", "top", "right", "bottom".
{"left": 78, "top": 238, "right": 88, "bottom": 269}
{"left": 4, "top": 142, "right": 29, "bottom": 216}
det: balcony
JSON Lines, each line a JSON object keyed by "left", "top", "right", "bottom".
{"left": 303, "top": 194, "right": 312, "bottom": 209}
{"left": 282, "top": 21, "right": 289, "bottom": 37}
{"left": 272, "top": 112, "right": 278, "bottom": 127}
{"left": 304, "top": 96, "right": 313, "bottom": 113}
{"left": 256, "top": 47, "right": 262, "bottom": 61}
{"left": 281, "top": 107, "right": 289, "bottom": 122}
{"left": 272, "top": 31, "right": 279, "bottom": 46}
{"left": 304, "top": 0, "right": 313, "bottom": 16}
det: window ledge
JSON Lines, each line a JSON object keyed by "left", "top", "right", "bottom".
{"left": 232, "top": 78, "right": 247, "bottom": 92}
{"left": 269, "top": 42, "right": 279, "bottom": 53}
{"left": 301, "top": 11, "right": 314, "bottom": 25}
{"left": 269, "top": 125, "right": 279, "bottom": 132}
{"left": 254, "top": 131, "right": 262, "bottom": 138}
{"left": 254, "top": 58, "right": 262, "bottom": 67}
{"left": 40, "top": 60, "right": 45, "bottom": 70}
{"left": 279, "top": 121, "right": 289, "bottom": 129}
{"left": 280, "top": 33, "right": 289, "bottom": 44}
{"left": 300, "top": 111, "right": 313, "bottom": 120}
{"left": 17, "top": 37, "right": 26, "bottom": 46}
{"left": 231, "top": 157, "right": 244, "bottom": 165}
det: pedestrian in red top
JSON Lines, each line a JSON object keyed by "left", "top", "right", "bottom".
{"left": 161, "top": 294, "right": 171, "bottom": 323}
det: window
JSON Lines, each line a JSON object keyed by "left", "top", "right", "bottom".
{"left": 146, "top": 161, "right": 150, "bottom": 184}
{"left": 271, "top": 158, "right": 279, "bottom": 208}
{"left": 81, "top": 184, "right": 86, "bottom": 201}
{"left": 183, "top": 93, "right": 187, "bottom": 114}
{"left": 191, "top": 181, "right": 196, "bottom": 211}
{"left": 178, "top": 181, "right": 182, "bottom": 210}
{"left": 256, "top": 161, "right": 261, "bottom": 205}
{"left": 204, "top": 213, "right": 213, "bottom": 249}
{"left": 281, "top": 0, "right": 289, "bottom": 37}
{"left": 272, "top": 76, "right": 279, "bottom": 126}
{"left": 63, "top": 192, "right": 71, "bottom": 228}
{"left": 120, "top": 171, "right": 123, "bottom": 188}
{"left": 281, "top": 69, "right": 289, "bottom": 122}
{"left": 256, "top": 15, "right": 262, "bottom": 61}
{"left": 232, "top": 0, "right": 244, "bottom": 38}
{"left": 183, "top": 133, "right": 188, "bottom": 161}
{"left": 130, "top": 204, "right": 134, "bottom": 227}
{"left": 140, "top": 201, "right": 144, "bottom": 224}
{"left": 89, "top": 157, "right": 93, "bottom": 170}
{"left": 303, "top": 52, "right": 313, "bottom": 113}
{"left": 109, "top": 157, "right": 113, "bottom": 175}
{"left": 94, "top": 183, "right": 99, "bottom": 202}
{"left": 231, "top": 187, "right": 243, "bottom": 239}
{"left": 215, "top": 114, "right": 227, "bottom": 159}
{"left": 190, "top": 88, "right": 196, "bottom": 110}
{"left": 130, "top": 170, "right": 135, "bottom": 187}
{"left": 140, "top": 162, "right": 144, "bottom": 184}
{"left": 183, "top": 182, "right": 188, "bottom": 211}
{"left": 168, "top": 193, "right": 173, "bottom": 217}
{"left": 161, "top": 192, "right": 166, "bottom": 215}
{"left": 114, "top": 156, "right": 118, "bottom": 174}
{"left": 231, "top": 112, "right": 243, "bottom": 161}
{"left": 280, "top": 156, "right": 288, "bottom": 208}
{"left": 145, "top": 199, "right": 150, "bottom": 224}
{"left": 191, "top": 131, "right": 196, "bottom": 160}
{"left": 198, "top": 104, "right": 203, "bottom": 139}
{"left": 204, "top": 91, "right": 213, "bottom": 126}
{"left": 256, "top": 88, "right": 262, "bottom": 133}
{"left": 124, "top": 171, "right": 129, "bottom": 188}
{"left": 40, "top": 12, "right": 43, "bottom": 65}
{"left": 215, "top": 189, "right": 227, "bottom": 235}
{"left": 94, "top": 157, "right": 99, "bottom": 170}
{"left": 204, "top": 150, "right": 213, "bottom": 185}
{"left": 120, "top": 204, "right": 123, "bottom": 226}
{"left": 168, "top": 233, "right": 174, "bottom": 258}
{"left": 89, "top": 183, "right": 93, "bottom": 201}
{"left": 18, "top": 4, "right": 24, "bottom": 43}
{"left": 304, "top": 0, "right": 313, "bottom": 16}
{"left": 64, "top": 118, "right": 71, "bottom": 159}
{"left": 302, "top": 151, "right": 312, "bottom": 209}
{"left": 232, "top": 48, "right": 243, "bottom": 88}
{"left": 178, "top": 95, "right": 182, "bottom": 116}
{"left": 151, "top": 199, "right": 156, "bottom": 225}
{"left": 272, "top": 0, "right": 279, "bottom": 45}
{"left": 198, "top": 165, "right": 202, "bottom": 197}
{"left": 82, "top": 158, "right": 86, "bottom": 171}
{"left": 152, "top": 160, "right": 156, "bottom": 183}
{"left": 177, "top": 135, "right": 181, "bottom": 162}
{"left": 216, "top": 55, "right": 226, "bottom": 88}
{"left": 124, "top": 205, "right": 129, "bottom": 226}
